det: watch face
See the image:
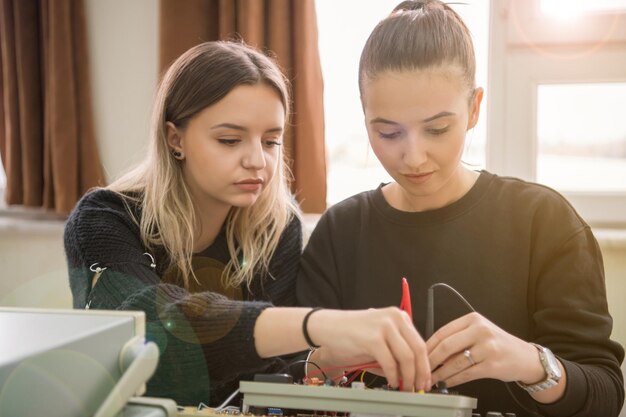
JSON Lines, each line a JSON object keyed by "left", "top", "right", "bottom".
{"left": 545, "top": 348, "right": 562, "bottom": 378}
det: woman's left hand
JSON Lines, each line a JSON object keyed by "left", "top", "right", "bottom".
{"left": 426, "top": 312, "right": 545, "bottom": 388}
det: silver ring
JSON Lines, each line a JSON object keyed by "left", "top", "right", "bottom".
{"left": 463, "top": 349, "right": 476, "bottom": 366}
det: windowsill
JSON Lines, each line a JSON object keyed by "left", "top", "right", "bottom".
{"left": 1, "top": 210, "right": 625, "bottom": 249}
{"left": 0, "top": 207, "right": 66, "bottom": 234}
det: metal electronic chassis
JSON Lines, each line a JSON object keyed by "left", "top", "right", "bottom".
{"left": 239, "top": 381, "right": 477, "bottom": 417}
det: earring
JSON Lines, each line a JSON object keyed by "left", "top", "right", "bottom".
{"left": 171, "top": 150, "right": 184, "bottom": 159}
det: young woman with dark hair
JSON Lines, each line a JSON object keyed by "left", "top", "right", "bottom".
{"left": 298, "top": 2, "right": 624, "bottom": 416}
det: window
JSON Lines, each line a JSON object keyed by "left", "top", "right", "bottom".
{"left": 541, "top": 0, "right": 626, "bottom": 16}
{"left": 316, "top": 0, "right": 490, "bottom": 205}
{"left": 488, "top": 0, "right": 626, "bottom": 226}
{"left": 537, "top": 83, "right": 626, "bottom": 192}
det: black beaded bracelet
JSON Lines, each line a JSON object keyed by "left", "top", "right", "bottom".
{"left": 302, "top": 307, "right": 323, "bottom": 349}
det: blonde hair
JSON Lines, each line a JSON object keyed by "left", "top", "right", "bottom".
{"left": 108, "top": 41, "right": 300, "bottom": 289}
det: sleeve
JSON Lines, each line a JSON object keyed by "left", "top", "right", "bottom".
{"left": 296, "top": 210, "right": 344, "bottom": 309}
{"left": 527, "top": 202, "right": 624, "bottom": 417}
{"left": 63, "top": 194, "right": 282, "bottom": 406}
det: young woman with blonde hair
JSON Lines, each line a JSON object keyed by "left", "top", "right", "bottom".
{"left": 64, "top": 41, "right": 430, "bottom": 407}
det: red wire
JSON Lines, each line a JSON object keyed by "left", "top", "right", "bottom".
{"left": 345, "top": 370, "right": 362, "bottom": 385}
{"left": 307, "top": 361, "right": 380, "bottom": 381}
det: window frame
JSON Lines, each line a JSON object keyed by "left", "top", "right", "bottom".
{"left": 487, "top": 0, "right": 626, "bottom": 226}
{"left": 0, "top": 162, "right": 5, "bottom": 209}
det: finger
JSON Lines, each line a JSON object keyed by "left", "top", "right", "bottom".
{"left": 431, "top": 348, "right": 476, "bottom": 384}
{"left": 442, "top": 362, "right": 485, "bottom": 388}
{"left": 385, "top": 324, "right": 417, "bottom": 391}
{"left": 372, "top": 343, "right": 400, "bottom": 388}
{"left": 426, "top": 312, "right": 477, "bottom": 352}
{"left": 398, "top": 312, "right": 430, "bottom": 390}
{"left": 428, "top": 326, "right": 477, "bottom": 370}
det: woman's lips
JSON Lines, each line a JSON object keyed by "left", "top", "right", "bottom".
{"left": 235, "top": 178, "right": 264, "bottom": 191}
{"left": 403, "top": 172, "right": 434, "bottom": 184}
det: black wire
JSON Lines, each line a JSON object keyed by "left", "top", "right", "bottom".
{"left": 430, "top": 282, "right": 477, "bottom": 312}
{"left": 431, "top": 282, "right": 543, "bottom": 417}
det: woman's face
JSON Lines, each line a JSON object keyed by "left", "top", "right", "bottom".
{"left": 361, "top": 68, "right": 482, "bottom": 210}
{"left": 167, "top": 83, "right": 285, "bottom": 211}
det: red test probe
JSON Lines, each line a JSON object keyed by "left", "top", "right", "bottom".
{"left": 400, "top": 277, "right": 413, "bottom": 320}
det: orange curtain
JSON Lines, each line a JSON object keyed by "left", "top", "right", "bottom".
{"left": 0, "top": 0, "right": 103, "bottom": 215}
{"left": 160, "top": 0, "right": 327, "bottom": 213}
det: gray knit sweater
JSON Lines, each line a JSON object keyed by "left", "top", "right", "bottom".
{"left": 64, "top": 189, "right": 302, "bottom": 406}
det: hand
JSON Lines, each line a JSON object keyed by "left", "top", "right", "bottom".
{"left": 308, "top": 307, "right": 431, "bottom": 391}
{"left": 426, "top": 312, "right": 545, "bottom": 388}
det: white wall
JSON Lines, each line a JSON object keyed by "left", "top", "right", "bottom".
{"left": 0, "top": 219, "right": 68, "bottom": 307}
{"left": 86, "top": 0, "right": 159, "bottom": 183}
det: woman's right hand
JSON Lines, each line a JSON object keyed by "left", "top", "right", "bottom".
{"left": 307, "top": 307, "right": 431, "bottom": 392}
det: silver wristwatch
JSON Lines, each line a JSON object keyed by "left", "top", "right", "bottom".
{"left": 516, "top": 343, "right": 562, "bottom": 393}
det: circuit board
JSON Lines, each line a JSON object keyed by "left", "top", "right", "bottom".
{"left": 176, "top": 407, "right": 226, "bottom": 417}
{"left": 239, "top": 381, "right": 477, "bottom": 417}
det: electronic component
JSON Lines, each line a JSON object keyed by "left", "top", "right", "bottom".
{"left": 266, "top": 407, "right": 284, "bottom": 416}
{"left": 176, "top": 408, "right": 234, "bottom": 416}
{"left": 239, "top": 381, "right": 477, "bottom": 417}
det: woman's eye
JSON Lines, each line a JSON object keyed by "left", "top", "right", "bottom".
{"left": 378, "top": 131, "right": 402, "bottom": 140}
{"left": 218, "top": 138, "right": 240, "bottom": 145}
{"left": 427, "top": 127, "right": 449, "bottom": 136}
{"left": 264, "top": 139, "right": 282, "bottom": 147}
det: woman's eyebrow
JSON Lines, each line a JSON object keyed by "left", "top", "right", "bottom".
{"left": 422, "top": 111, "right": 456, "bottom": 123}
{"left": 368, "top": 117, "right": 399, "bottom": 125}
{"left": 211, "top": 123, "right": 283, "bottom": 134}
{"left": 211, "top": 122, "right": 247, "bottom": 131}
{"left": 369, "top": 111, "right": 456, "bottom": 126}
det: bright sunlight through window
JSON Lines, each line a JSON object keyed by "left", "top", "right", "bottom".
{"left": 541, "top": 0, "right": 626, "bottom": 19}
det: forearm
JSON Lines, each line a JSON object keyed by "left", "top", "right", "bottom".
{"left": 519, "top": 341, "right": 623, "bottom": 416}
{"left": 535, "top": 360, "right": 625, "bottom": 417}
{"left": 254, "top": 307, "right": 317, "bottom": 358}
{"left": 510, "top": 341, "right": 567, "bottom": 404}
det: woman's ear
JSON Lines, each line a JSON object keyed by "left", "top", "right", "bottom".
{"left": 165, "top": 121, "right": 183, "bottom": 152}
{"left": 467, "top": 87, "right": 484, "bottom": 130}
